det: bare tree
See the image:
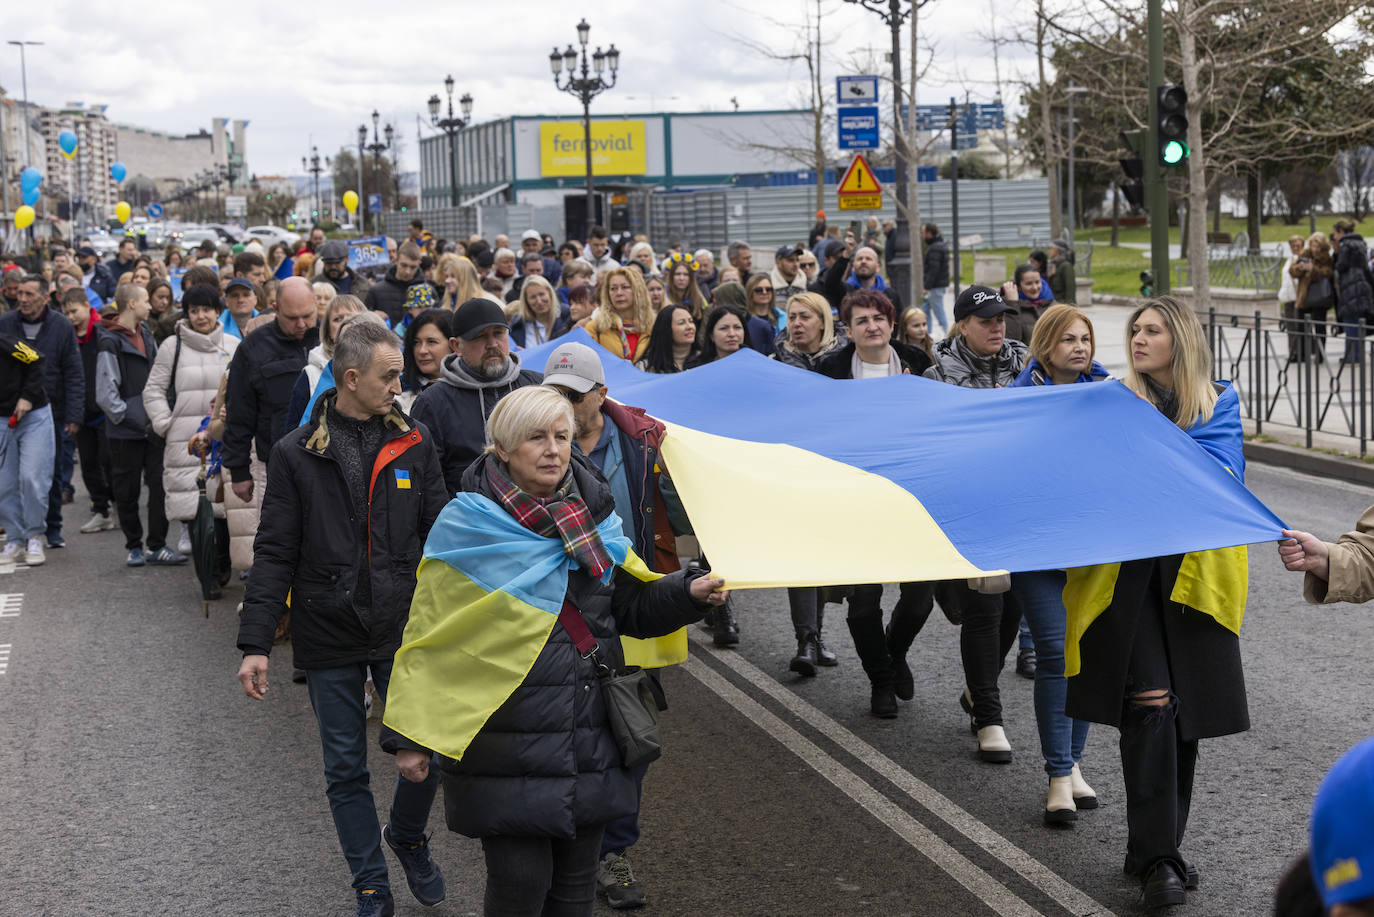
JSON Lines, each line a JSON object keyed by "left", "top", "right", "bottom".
{"left": 1035, "top": 0, "right": 1064, "bottom": 240}
{"left": 1337, "top": 147, "right": 1374, "bottom": 221}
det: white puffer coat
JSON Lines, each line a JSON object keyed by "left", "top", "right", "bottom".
{"left": 143, "top": 319, "right": 239, "bottom": 522}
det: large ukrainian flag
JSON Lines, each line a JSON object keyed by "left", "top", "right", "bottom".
{"left": 383, "top": 492, "right": 677, "bottom": 762}
{"left": 521, "top": 331, "right": 1285, "bottom": 588}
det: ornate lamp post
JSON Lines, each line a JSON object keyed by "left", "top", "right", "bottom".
{"left": 362, "top": 111, "right": 392, "bottom": 233}
{"left": 428, "top": 76, "right": 473, "bottom": 208}
{"left": 303, "top": 146, "right": 329, "bottom": 224}
{"left": 550, "top": 19, "right": 619, "bottom": 241}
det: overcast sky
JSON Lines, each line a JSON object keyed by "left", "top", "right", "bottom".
{"left": 1, "top": 0, "right": 1039, "bottom": 178}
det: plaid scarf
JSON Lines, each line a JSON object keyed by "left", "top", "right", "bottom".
{"left": 485, "top": 460, "right": 614, "bottom": 580}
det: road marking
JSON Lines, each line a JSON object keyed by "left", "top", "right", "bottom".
{"left": 0, "top": 594, "right": 21, "bottom": 617}
{"left": 682, "top": 655, "right": 1046, "bottom": 917}
{"left": 686, "top": 630, "right": 1116, "bottom": 917}
{"left": 0, "top": 644, "right": 9, "bottom": 674}
{"left": 1251, "top": 462, "right": 1374, "bottom": 496}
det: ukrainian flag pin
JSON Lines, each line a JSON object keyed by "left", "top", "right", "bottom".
{"left": 394, "top": 469, "right": 411, "bottom": 490}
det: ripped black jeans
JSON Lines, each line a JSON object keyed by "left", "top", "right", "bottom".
{"left": 1119, "top": 586, "right": 1198, "bottom": 880}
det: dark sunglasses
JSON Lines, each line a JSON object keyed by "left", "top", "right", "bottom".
{"left": 754, "top": 286, "right": 774, "bottom": 294}
{"left": 557, "top": 384, "right": 602, "bottom": 404}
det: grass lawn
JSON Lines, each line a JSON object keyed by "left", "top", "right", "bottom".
{"left": 959, "top": 212, "right": 1372, "bottom": 297}
{"left": 1073, "top": 213, "right": 1373, "bottom": 248}
{"left": 957, "top": 245, "right": 1185, "bottom": 298}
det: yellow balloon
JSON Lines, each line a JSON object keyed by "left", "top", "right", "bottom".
{"left": 343, "top": 190, "right": 359, "bottom": 214}
{"left": 14, "top": 205, "right": 35, "bottom": 229}
{"left": 115, "top": 201, "right": 131, "bottom": 224}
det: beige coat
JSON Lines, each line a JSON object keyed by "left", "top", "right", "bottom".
{"left": 206, "top": 368, "right": 267, "bottom": 571}
{"left": 143, "top": 320, "right": 239, "bottom": 522}
{"left": 1304, "top": 503, "right": 1374, "bottom": 604}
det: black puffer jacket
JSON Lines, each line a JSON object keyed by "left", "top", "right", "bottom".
{"left": 1335, "top": 232, "right": 1374, "bottom": 321}
{"left": 222, "top": 319, "right": 319, "bottom": 481}
{"left": 385, "top": 451, "right": 706, "bottom": 840}
{"left": 236, "top": 393, "right": 447, "bottom": 668}
{"left": 410, "top": 352, "right": 542, "bottom": 497}
{"left": 363, "top": 265, "right": 431, "bottom": 325}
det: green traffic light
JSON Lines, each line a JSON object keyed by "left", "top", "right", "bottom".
{"left": 1162, "top": 139, "right": 1189, "bottom": 165}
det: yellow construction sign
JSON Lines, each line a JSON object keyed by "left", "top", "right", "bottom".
{"left": 837, "top": 153, "right": 883, "bottom": 211}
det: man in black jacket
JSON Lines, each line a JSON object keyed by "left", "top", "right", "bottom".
{"left": 0, "top": 273, "right": 83, "bottom": 548}
{"left": 237, "top": 320, "right": 448, "bottom": 917}
{"left": 0, "top": 323, "right": 53, "bottom": 569}
{"left": 223, "top": 276, "right": 320, "bottom": 504}
{"left": 921, "top": 222, "right": 951, "bottom": 335}
{"left": 820, "top": 238, "right": 903, "bottom": 318}
{"left": 364, "top": 241, "right": 427, "bottom": 325}
{"left": 76, "top": 245, "right": 116, "bottom": 304}
{"left": 411, "top": 298, "right": 541, "bottom": 496}
{"left": 318, "top": 240, "right": 373, "bottom": 299}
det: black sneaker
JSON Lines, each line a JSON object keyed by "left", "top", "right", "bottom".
{"left": 1016, "top": 647, "right": 1037, "bottom": 679}
{"left": 597, "top": 851, "right": 647, "bottom": 909}
{"left": 383, "top": 823, "right": 446, "bottom": 906}
{"left": 354, "top": 889, "right": 394, "bottom": 917}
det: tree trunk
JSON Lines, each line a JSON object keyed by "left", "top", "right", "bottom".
{"left": 1177, "top": 0, "right": 1210, "bottom": 307}
{"left": 1037, "top": 0, "right": 1063, "bottom": 240}
{"left": 1246, "top": 167, "right": 1262, "bottom": 255}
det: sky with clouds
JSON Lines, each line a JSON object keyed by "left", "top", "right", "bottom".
{"left": 1, "top": 0, "right": 1041, "bottom": 178}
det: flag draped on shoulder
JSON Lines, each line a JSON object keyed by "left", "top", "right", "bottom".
{"left": 382, "top": 492, "right": 683, "bottom": 762}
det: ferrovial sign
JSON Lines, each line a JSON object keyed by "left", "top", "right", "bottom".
{"left": 539, "top": 121, "right": 646, "bottom": 177}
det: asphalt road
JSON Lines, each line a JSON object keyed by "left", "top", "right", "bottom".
{"left": 1, "top": 461, "right": 1371, "bottom": 916}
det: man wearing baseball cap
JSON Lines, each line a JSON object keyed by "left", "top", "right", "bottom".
{"left": 520, "top": 229, "right": 562, "bottom": 287}
{"left": 318, "top": 239, "right": 373, "bottom": 299}
{"left": 769, "top": 244, "right": 807, "bottom": 311}
{"left": 923, "top": 285, "right": 1026, "bottom": 388}
{"left": 542, "top": 341, "right": 686, "bottom": 909}
{"left": 410, "top": 298, "right": 542, "bottom": 495}
{"left": 219, "top": 277, "right": 261, "bottom": 341}
{"left": 75, "top": 245, "right": 117, "bottom": 303}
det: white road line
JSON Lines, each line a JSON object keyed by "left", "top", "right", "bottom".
{"left": 0, "top": 643, "right": 10, "bottom": 674}
{"left": 686, "top": 630, "right": 1116, "bottom": 917}
{"left": 0, "top": 593, "right": 21, "bottom": 617}
{"left": 681, "top": 655, "right": 1045, "bottom": 917}
{"left": 1250, "top": 461, "right": 1374, "bottom": 495}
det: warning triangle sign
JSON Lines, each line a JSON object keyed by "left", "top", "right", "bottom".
{"left": 837, "top": 154, "right": 882, "bottom": 196}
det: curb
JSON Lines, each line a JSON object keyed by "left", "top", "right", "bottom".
{"left": 1245, "top": 440, "right": 1374, "bottom": 487}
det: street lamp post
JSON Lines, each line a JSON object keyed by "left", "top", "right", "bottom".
{"left": 303, "top": 146, "right": 329, "bottom": 224}
{"left": 356, "top": 125, "right": 367, "bottom": 232}
{"left": 7, "top": 40, "right": 43, "bottom": 169}
{"left": 841, "top": 0, "right": 914, "bottom": 309}
{"left": 550, "top": 20, "right": 619, "bottom": 241}
{"left": 362, "top": 111, "right": 392, "bottom": 234}
{"left": 428, "top": 76, "right": 473, "bottom": 209}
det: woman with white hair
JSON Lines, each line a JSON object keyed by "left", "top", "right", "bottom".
{"left": 627, "top": 241, "right": 659, "bottom": 277}
{"left": 382, "top": 385, "right": 726, "bottom": 915}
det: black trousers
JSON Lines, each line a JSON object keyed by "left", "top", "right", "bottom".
{"left": 481, "top": 828, "right": 604, "bottom": 917}
{"left": 845, "top": 582, "right": 936, "bottom": 689}
{"left": 1119, "top": 565, "right": 1198, "bottom": 879}
{"left": 108, "top": 436, "right": 169, "bottom": 552}
{"left": 957, "top": 584, "right": 1022, "bottom": 728}
{"left": 75, "top": 423, "right": 113, "bottom": 516}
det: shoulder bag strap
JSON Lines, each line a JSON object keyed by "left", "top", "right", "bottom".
{"left": 558, "top": 598, "right": 610, "bottom": 676}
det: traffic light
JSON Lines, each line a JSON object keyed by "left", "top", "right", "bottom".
{"left": 1119, "top": 130, "right": 1146, "bottom": 209}
{"left": 266, "top": 192, "right": 273, "bottom": 200}
{"left": 1156, "top": 84, "right": 1189, "bottom": 166}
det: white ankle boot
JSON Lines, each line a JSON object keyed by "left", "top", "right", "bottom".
{"left": 1070, "top": 763, "right": 1098, "bottom": 809}
{"left": 976, "top": 725, "right": 1011, "bottom": 763}
{"left": 1045, "top": 776, "right": 1077, "bottom": 826}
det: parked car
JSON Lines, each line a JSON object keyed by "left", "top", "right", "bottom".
{"left": 245, "top": 225, "right": 300, "bottom": 249}
{"left": 204, "top": 223, "right": 244, "bottom": 244}
{"left": 178, "top": 228, "right": 222, "bottom": 255}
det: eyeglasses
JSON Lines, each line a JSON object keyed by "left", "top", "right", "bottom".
{"left": 754, "top": 286, "right": 774, "bottom": 294}
{"left": 799, "top": 261, "right": 817, "bottom": 268}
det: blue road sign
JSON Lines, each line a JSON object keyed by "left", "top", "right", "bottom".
{"left": 905, "top": 102, "right": 1005, "bottom": 134}
{"left": 367, "top": 193, "right": 382, "bottom": 214}
{"left": 916, "top": 166, "right": 938, "bottom": 183}
{"left": 836, "top": 75, "right": 879, "bottom": 104}
{"left": 838, "top": 106, "right": 880, "bottom": 150}
{"left": 147, "top": 202, "right": 164, "bottom": 219}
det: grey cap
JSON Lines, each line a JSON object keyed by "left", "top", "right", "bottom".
{"left": 319, "top": 239, "right": 348, "bottom": 262}
{"left": 543, "top": 342, "right": 604, "bottom": 394}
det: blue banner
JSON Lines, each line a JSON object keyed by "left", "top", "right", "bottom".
{"left": 168, "top": 268, "right": 188, "bottom": 301}
{"left": 347, "top": 236, "right": 389, "bottom": 271}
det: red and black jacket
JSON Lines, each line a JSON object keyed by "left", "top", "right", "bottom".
{"left": 236, "top": 392, "right": 447, "bottom": 668}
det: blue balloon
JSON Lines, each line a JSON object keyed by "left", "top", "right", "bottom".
{"left": 58, "top": 130, "right": 78, "bottom": 155}
{"left": 20, "top": 166, "right": 41, "bottom": 192}
{"left": 21, "top": 187, "right": 39, "bottom": 206}
{"left": 110, "top": 161, "right": 127, "bottom": 183}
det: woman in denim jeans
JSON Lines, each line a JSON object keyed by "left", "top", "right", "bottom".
{"left": 1009, "top": 304, "right": 1110, "bottom": 826}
